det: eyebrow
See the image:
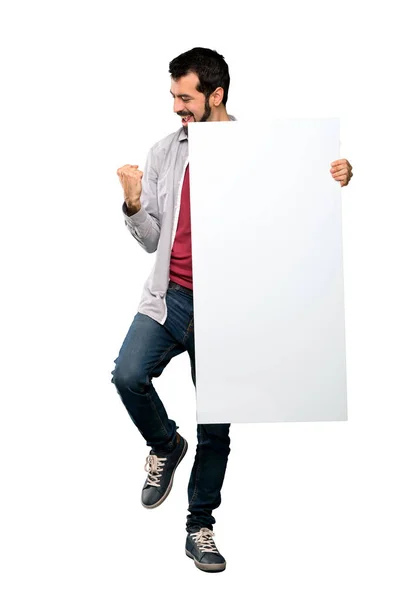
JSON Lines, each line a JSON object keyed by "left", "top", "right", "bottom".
{"left": 170, "top": 90, "right": 194, "bottom": 99}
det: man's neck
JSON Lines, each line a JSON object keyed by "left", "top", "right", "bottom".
{"left": 209, "top": 107, "right": 230, "bottom": 122}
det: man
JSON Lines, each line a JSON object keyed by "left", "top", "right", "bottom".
{"left": 111, "top": 47, "right": 353, "bottom": 574}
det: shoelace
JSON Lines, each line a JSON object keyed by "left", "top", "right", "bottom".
{"left": 144, "top": 454, "right": 167, "bottom": 487}
{"left": 190, "top": 528, "right": 219, "bottom": 554}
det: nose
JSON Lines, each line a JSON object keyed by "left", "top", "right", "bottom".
{"left": 174, "top": 98, "right": 186, "bottom": 115}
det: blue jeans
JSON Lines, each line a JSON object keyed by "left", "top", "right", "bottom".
{"left": 111, "top": 281, "right": 231, "bottom": 532}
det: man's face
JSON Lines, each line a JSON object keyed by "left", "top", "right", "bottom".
{"left": 170, "top": 72, "right": 212, "bottom": 133}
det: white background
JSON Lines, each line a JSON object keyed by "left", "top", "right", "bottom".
{"left": 1, "top": 0, "right": 399, "bottom": 597}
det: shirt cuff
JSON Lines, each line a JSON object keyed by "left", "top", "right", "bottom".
{"left": 122, "top": 202, "right": 147, "bottom": 225}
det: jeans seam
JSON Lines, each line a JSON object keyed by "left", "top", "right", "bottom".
{"left": 146, "top": 390, "right": 169, "bottom": 438}
{"left": 182, "top": 316, "right": 194, "bottom": 345}
{"left": 149, "top": 342, "right": 179, "bottom": 373}
{"left": 188, "top": 455, "right": 201, "bottom": 508}
{"left": 146, "top": 341, "right": 180, "bottom": 440}
{"left": 188, "top": 431, "right": 202, "bottom": 508}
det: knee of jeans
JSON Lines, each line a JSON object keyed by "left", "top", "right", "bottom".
{"left": 111, "top": 364, "right": 148, "bottom": 393}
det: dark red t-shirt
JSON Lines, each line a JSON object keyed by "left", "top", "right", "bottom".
{"left": 169, "top": 163, "right": 193, "bottom": 290}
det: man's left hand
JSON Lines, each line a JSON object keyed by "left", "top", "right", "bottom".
{"left": 330, "top": 159, "right": 353, "bottom": 187}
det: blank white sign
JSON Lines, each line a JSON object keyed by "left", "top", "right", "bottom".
{"left": 188, "top": 118, "right": 347, "bottom": 424}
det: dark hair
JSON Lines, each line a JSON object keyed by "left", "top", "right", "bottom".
{"left": 169, "top": 47, "right": 230, "bottom": 106}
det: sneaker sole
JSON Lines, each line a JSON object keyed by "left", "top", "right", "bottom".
{"left": 141, "top": 438, "right": 188, "bottom": 509}
{"left": 185, "top": 549, "right": 226, "bottom": 572}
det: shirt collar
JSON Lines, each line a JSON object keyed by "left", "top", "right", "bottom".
{"left": 178, "top": 114, "right": 237, "bottom": 142}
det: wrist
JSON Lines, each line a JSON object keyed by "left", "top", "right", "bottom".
{"left": 125, "top": 198, "right": 141, "bottom": 216}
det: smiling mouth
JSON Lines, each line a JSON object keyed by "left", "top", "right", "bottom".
{"left": 181, "top": 115, "right": 194, "bottom": 124}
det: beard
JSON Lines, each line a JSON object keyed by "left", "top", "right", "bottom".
{"left": 183, "top": 96, "right": 212, "bottom": 136}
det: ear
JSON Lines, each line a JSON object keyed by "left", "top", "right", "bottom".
{"left": 212, "top": 86, "right": 225, "bottom": 107}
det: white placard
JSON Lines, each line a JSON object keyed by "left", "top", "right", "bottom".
{"left": 188, "top": 118, "right": 347, "bottom": 423}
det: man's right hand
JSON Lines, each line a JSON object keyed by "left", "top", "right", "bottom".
{"left": 116, "top": 164, "right": 143, "bottom": 214}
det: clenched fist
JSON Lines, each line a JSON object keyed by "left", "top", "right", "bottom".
{"left": 116, "top": 164, "right": 143, "bottom": 214}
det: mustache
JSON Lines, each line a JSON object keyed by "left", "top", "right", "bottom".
{"left": 177, "top": 112, "right": 193, "bottom": 117}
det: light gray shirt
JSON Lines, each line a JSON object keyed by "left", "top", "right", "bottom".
{"left": 122, "top": 114, "right": 237, "bottom": 325}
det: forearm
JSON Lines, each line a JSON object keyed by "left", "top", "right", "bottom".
{"left": 122, "top": 201, "right": 160, "bottom": 253}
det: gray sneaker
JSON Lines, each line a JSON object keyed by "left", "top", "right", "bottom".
{"left": 141, "top": 432, "right": 188, "bottom": 509}
{"left": 185, "top": 527, "right": 226, "bottom": 572}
